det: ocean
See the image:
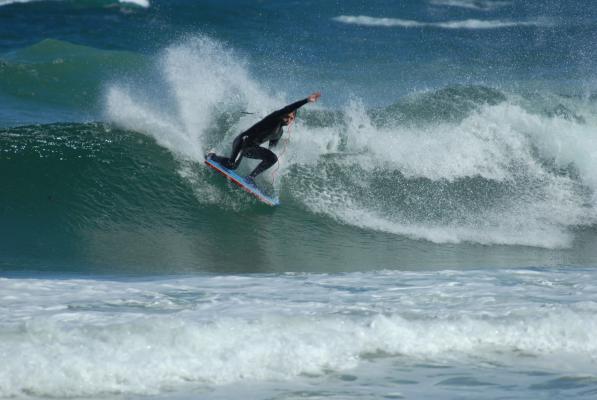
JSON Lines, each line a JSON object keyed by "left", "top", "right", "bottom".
{"left": 1, "top": 0, "right": 597, "bottom": 398}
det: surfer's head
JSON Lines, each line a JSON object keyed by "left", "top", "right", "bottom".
{"left": 282, "top": 111, "right": 296, "bottom": 126}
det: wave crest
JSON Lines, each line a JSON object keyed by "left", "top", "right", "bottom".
{"left": 333, "top": 15, "right": 549, "bottom": 29}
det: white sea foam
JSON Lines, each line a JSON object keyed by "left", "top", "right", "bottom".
{"left": 429, "top": 0, "right": 511, "bottom": 11}
{"left": 333, "top": 15, "right": 548, "bottom": 29}
{"left": 106, "top": 37, "right": 274, "bottom": 161}
{"left": 291, "top": 99, "right": 596, "bottom": 249}
{"left": 119, "top": 0, "right": 149, "bottom": 7}
{"left": 1, "top": 270, "right": 596, "bottom": 397}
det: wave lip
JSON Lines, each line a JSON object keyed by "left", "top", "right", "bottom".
{"left": 333, "top": 15, "right": 548, "bottom": 29}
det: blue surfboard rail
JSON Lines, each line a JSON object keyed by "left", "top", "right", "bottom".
{"left": 204, "top": 158, "right": 280, "bottom": 207}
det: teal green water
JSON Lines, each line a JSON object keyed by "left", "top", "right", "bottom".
{"left": 2, "top": 111, "right": 597, "bottom": 274}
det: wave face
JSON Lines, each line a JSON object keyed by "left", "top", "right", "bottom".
{"left": 2, "top": 37, "right": 597, "bottom": 274}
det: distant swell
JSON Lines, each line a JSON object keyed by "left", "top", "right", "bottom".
{"left": 333, "top": 15, "right": 548, "bottom": 29}
{"left": 0, "top": 0, "right": 150, "bottom": 7}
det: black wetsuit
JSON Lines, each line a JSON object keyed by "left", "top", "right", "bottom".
{"left": 210, "top": 98, "right": 309, "bottom": 179}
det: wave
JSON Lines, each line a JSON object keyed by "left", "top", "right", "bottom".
{"left": 6, "top": 310, "right": 595, "bottom": 397}
{"left": 1, "top": 269, "right": 597, "bottom": 397}
{"left": 333, "top": 15, "right": 549, "bottom": 29}
{"left": 2, "top": 36, "right": 596, "bottom": 254}
{"left": 310, "top": 95, "right": 597, "bottom": 247}
{"left": 428, "top": 0, "right": 511, "bottom": 11}
{"left": 102, "top": 33, "right": 597, "bottom": 249}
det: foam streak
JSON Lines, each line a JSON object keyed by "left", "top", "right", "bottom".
{"left": 333, "top": 15, "right": 548, "bottom": 29}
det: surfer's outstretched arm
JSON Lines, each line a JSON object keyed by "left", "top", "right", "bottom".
{"left": 270, "top": 92, "right": 321, "bottom": 119}
{"left": 240, "top": 93, "right": 321, "bottom": 140}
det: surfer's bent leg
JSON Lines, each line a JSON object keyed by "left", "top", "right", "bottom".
{"left": 243, "top": 146, "right": 278, "bottom": 179}
{"left": 210, "top": 135, "right": 246, "bottom": 169}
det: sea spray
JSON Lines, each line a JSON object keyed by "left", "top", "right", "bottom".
{"left": 106, "top": 36, "right": 277, "bottom": 161}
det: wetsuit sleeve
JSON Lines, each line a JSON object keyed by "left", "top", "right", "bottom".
{"left": 269, "top": 98, "right": 309, "bottom": 118}
{"left": 241, "top": 98, "right": 309, "bottom": 145}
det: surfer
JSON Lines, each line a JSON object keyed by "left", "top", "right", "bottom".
{"left": 207, "top": 92, "right": 321, "bottom": 184}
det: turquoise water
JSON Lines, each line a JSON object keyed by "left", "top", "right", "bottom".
{"left": 1, "top": 0, "right": 597, "bottom": 398}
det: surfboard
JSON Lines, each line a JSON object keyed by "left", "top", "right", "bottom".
{"left": 204, "top": 157, "right": 280, "bottom": 207}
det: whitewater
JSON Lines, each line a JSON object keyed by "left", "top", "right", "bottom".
{"left": 2, "top": 268, "right": 597, "bottom": 399}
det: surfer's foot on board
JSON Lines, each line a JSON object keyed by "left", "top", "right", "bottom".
{"left": 205, "top": 149, "right": 216, "bottom": 160}
{"left": 245, "top": 176, "right": 256, "bottom": 186}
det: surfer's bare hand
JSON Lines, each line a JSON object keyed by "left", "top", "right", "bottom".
{"left": 308, "top": 92, "right": 321, "bottom": 103}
